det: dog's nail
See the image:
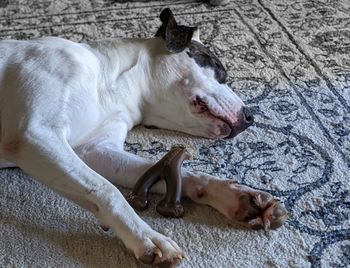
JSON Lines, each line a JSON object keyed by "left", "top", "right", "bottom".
{"left": 154, "top": 248, "right": 163, "bottom": 258}
{"left": 183, "top": 253, "right": 190, "bottom": 261}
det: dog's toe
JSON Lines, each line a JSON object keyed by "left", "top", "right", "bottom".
{"left": 135, "top": 231, "right": 186, "bottom": 267}
{"left": 198, "top": 178, "right": 288, "bottom": 231}
{"left": 233, "top": 187, "right": 288, "bottom": 230}
{"left": 261, "top": 198, "right": 288, "bottom": 230}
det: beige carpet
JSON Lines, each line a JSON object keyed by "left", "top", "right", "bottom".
{"left": 1, "top": 0, "right": 350, "bottom": 267}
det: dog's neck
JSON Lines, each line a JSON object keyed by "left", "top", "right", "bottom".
{"left": 88, "top": 37, "right": 168, "bottom": 129}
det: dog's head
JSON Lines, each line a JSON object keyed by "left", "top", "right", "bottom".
{"left": 142, "top": 8, "right": 253, "bottom": 139}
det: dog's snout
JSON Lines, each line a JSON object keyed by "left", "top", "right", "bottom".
{"left": 242, "top": 106, "right": 254, "bottom": 125}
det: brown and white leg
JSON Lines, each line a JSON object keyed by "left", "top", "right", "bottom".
{"left": 1, "top": 128, "right": 185, "bottom": 266}
{"left": 77, "top": 142, "right": 287, "bottom": 230}
{"left": 182, "top": 173, "right": 287, "bottom": 230}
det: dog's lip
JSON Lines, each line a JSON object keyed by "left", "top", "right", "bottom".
{"left": 200, "top": 109, "right": 234, "bottom": 138}
{"left": 193, "top": 96, "right": 234, "bottom": 138}
{"left": 216, "top": 116, "right": 234, "bottom": 138}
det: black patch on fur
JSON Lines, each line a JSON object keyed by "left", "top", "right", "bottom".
{"left": 164, "top": 26, "right": 194, "bottom": 53}
{"left": 155, "top": 8, "right": 194, "bottom": 53}
{"left": 187, "top": 40, "right": 227, "bottom": 84}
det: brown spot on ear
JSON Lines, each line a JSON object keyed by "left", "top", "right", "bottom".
{"left": 2, "top": 138, "right": 23, "bottom": 157}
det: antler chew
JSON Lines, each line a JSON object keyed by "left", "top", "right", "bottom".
{"left": 156, "top": 145, "right": 192, "bottom": 217}
{"left": 127, "top": 145, "right": 192, "bottom": 217}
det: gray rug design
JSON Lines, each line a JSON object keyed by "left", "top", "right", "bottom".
{"left": 0, "top": 0, "right": 349, "bottom": 267}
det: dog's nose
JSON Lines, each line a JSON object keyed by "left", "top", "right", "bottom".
{"left": 225, "top": 106, "right": 254, "bottom": 139}
{"left": 242, "top": 106, "right": 254, "bottom": 126}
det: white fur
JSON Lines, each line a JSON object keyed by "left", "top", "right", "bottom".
{"left": 0, "top": 35, "right": 246, "bottom": 264}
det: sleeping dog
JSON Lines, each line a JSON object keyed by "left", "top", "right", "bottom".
{"left": 0, "top": 8, "right": 287, "bottom": 267}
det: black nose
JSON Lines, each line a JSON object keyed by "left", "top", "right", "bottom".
{"left": 242, "top": 106, "right": 254, "bottom": 125}
{"left": 224, "top": 106, "right": 255, "bottom": 139}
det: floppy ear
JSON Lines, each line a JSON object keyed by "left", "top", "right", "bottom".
{"left": 155, "top": 8, "right": 195, "bottom": 53}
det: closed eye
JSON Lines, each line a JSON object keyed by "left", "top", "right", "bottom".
{"left": 193, "top": 96, "right": 208, "bottom": 113}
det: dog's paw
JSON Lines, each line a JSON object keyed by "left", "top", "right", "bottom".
{"left": 134, "top": 231, "right": 186, "bottom": 267}
{"left": 191, "top": 179, "right": 287, "bottom": 230}
{"left": 228, "top": 185, "right": 288, "bottom": 230}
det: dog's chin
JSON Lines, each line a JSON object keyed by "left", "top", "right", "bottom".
{"left": 191, "top": 102, "right": 238, "bottom": 139}
{"left": 198, "top": 121, "right": 232, "bottom": 139}
{"left": 204, "top": 120, "right": 252, "bottom": 139}
{"left": 197, "top": 111, "right": 251, "bottom": 139}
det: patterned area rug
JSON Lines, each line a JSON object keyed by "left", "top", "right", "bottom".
{"left": 0, "top": 0, "right": 349, "bottom": 267}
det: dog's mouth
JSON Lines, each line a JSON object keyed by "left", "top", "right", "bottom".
{"left": 192, "top": 96, "right": 233, "bottom": 138}
{"left": 193, "top": 96, "right": 253, "bottom": 139}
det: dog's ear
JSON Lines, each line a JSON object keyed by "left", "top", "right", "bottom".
{"left": 156, "top": 8, "right": 195, "bottom": 53}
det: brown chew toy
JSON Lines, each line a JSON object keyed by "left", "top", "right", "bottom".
{"left": 128, "top": 145, "right": 192, "bottom": 217}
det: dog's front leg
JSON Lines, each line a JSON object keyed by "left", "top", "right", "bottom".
{"left": 182, "top": 172, "right": 287, "bottom": 230}
{"left": 76, "top": 142, "right": 165, "bottom": 192}
{"left": 77, "top": 143, "right": 287, "bottom": 230}
{"left": 2, "top": 129, "right": 185, "bottom": 266}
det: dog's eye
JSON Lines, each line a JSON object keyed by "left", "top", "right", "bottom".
{"left": 194, "top": 96, "right": 208, "bottom": 112}
{"left": 199, "top": 106, "right": 208, "bottom": 112}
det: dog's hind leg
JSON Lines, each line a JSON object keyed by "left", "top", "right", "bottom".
{"left": 1, "top": 128, "right": 186, "bottom": 267}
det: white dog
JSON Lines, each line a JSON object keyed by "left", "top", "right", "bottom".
{"left": 0, "top": 8, "right": 287, "bottom": 267}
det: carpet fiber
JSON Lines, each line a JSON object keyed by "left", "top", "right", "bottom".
{"left": 0, "top": 0, "right": 349, "bottom": 267}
